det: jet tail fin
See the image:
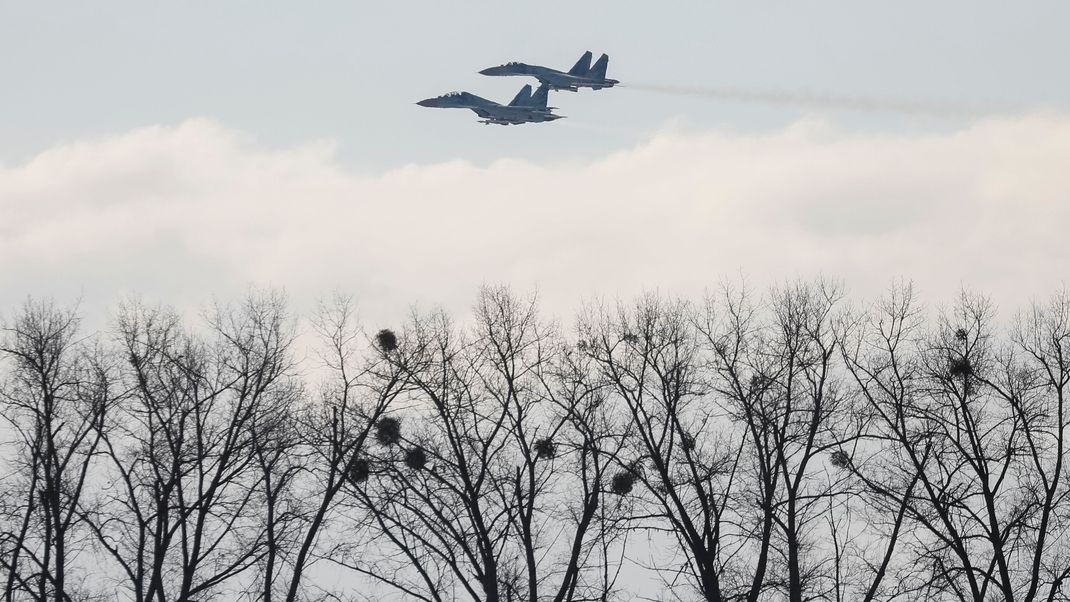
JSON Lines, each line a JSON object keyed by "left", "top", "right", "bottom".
{"left": 589, "top": 53, "right": 609, "bottom": 80}
{"left": 529, "top": 83, "right": 550, "bottom": 108}
{"left": 568, "top": 51, "right": 593, "bottom": 76}
{"left": 508, "top": 84, "right": 533, "bottom": 107}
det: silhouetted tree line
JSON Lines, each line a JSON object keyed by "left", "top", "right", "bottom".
{"left": 2, "top": 283, "right": 1068, "bottom": 601}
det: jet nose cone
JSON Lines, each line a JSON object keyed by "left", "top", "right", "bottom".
{"left": 416, "top": 98, "right": 438, "bottom": 107}
{"left": 479, "top": 66, "right": 503, "bottom": 76}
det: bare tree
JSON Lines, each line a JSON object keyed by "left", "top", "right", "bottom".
{"left": 4, "top": 284, "right": 1070, "bottom": 602}
{"left": 277, "top": 294, "right": 408, "bottom": 602}
{"left": 78, "top": 292, "right": 298, "bottom": 602}
{"left": 716, "top": 281, "right": 851, "bottom": 602}
{"left": 247, "top": 384, "right": 303, "bottom": 602}
{"left": 578, "top": 293, "right": 739, "bottom": 602}
{"left": 577, "top": 282, "right": 851, "bottom": 602}
{"left": 840, "top": 286, "right": 1070, "bottom": 602}
{"left": 1006, "top": 291, "right": 1070, "bottom": 602}
{"left": 336, "top": 286, "right": 628, "bottom": 601}
{"left": 0, "top": 300, "right": 111, "bottom": 602}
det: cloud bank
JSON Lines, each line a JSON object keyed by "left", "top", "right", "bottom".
{"left": 2, "top": 115, "right": 1068, "bottom": 325}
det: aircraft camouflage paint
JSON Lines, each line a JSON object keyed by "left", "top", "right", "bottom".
{"left": 479, "top": 51, "right": 618, "bottom": 92}
{"left": 417, "top": 83, "right": 562, "bottom": 125}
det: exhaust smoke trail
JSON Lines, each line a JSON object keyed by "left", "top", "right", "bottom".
{"left": 624, "top": 83, "right": 995, "bottom": 118}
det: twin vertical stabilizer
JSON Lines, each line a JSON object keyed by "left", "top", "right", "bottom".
{"left": 588, "top": 53, "right": 609, "bottom": 80}
{"left": 568, "top": 51, "right": 593, "bottom": 76}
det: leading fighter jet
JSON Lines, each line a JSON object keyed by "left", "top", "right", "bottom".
{"left": 416, "top": 83, "right": 562, "bottom": 125}
{"left": 479, "top": 51, "right": 619, "bottom": 92}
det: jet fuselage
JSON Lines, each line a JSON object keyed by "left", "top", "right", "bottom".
{"left": 416, "top": 87, "right": 563, "bottom": 125}
{"left": 479, "top": 63, "right": 619, "bottom": 92}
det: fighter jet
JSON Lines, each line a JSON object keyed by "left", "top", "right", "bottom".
{"left": 417, "top": 83, "right": 562, "bottom": 125}
{"left": 479, "top": 51, "right": 619, "bottom": 92}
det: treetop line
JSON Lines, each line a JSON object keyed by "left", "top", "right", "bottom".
{"left": 2, "top": 282, "right": 1069, "bottom": 602}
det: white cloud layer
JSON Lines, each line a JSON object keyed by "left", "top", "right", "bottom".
{"left": 2, "top": 116, "right": 1068, "bottom": 326}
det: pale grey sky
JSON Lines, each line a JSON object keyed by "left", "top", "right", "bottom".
{"left": 1, "top": 3, "right": 1069, "bottom": 328}
{"left": 2, "top": 2, "right": 1068, "bottom": 168}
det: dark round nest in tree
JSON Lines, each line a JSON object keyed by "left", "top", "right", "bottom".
{"left": 830, "top": 450, "right": 851, "bottom": 469}
{"left": 611, "top": 471, "right": 636, "bottom": 495}
{"left": 348, "top": 457, "right": 370, "bottom": 483}
{"left": 404, "top": 446, "right": 427, "bottom": 470}
{"left": 376, "top": 329, "right": 398, "bottom": 353}
{"left": 954, "top": 328, "right": 968, "bottom": 342}
{"left": 949, "top": 357, "right": 974, "bottom": 378}
{"left": 534, "top": 438, "right": 556, "bottom": 460}
{"left": 681, "top": 434, "right": 696, "bottom": 451}
{"left": 375, "top": 416, "right": 402, "bottom": 446}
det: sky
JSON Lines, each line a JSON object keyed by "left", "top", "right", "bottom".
{"left": 2, "top": 2, "right": 1069, "bottom": 331}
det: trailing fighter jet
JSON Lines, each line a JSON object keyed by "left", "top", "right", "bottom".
{"left": 416, "top": 83, "right": 562, "bottom": 125}
{"left": 479, "top": 51, "right": 619, "bottom": 92}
